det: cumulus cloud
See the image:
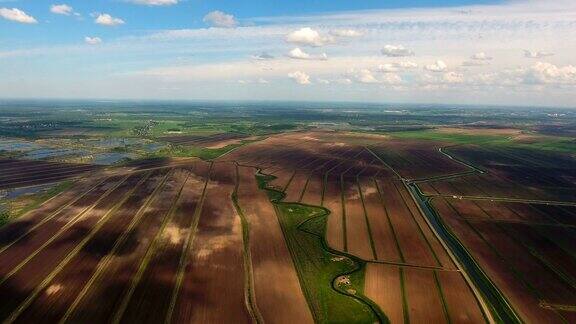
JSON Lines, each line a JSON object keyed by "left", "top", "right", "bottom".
{"left": 378, "top": 61, "right": 418, "bottom": 72}
{"left": 288, "top": 71, "right": 311, "bottom": 85}
{"left": 442, "top": 71, "right": 465, "bottom": 84}
{"left": 524, "top": 50, "right": 554, "bottom": 58}
{"left": 523, "top": 62, "right": 576, "bottom": 84}
{"left": 424, "top": 60, "right": 448, "bottom": 72}
{"left": 50, "top": 4, "right": 74, "bottom": 16}
{"left": 94, "top": 13, "right": 125, "bottom": 26}
{"left": 287, "top": 48, "right": 327, "bottom": 61}
{"left": 0, "top": 8, "right": 37, "bottom": 24}
{"left": 471, "top": 52, "right": 493, "bottom": 61}
{"left": 329, "top": 29, "right": 363, "bottom": 37}
{"left": 128, "top": 0, "right": 178, "bottom": 5}
{"left": 85, "top": 36, "right": 102, "bottom": 45}
{"left": 350, "top": 69, "right": 402, "bottom": 84}
{"left": 203, "top": 11, "right": 237, "bottom": 28}
{"left": 381, "top": 45, "right": 414, "bottom": 57}
{"left": 286, "top": 28, "right": 334, "bottom": 47}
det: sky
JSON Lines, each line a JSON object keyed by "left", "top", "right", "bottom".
{"left": 1, "top": 0, "right": 575, "bottom": 107}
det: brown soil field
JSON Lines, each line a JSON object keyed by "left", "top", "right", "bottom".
{"left": 376, "top": 179, "right": 438, "bottom": 267}
{"left": 0, "top": 174, "right": 127, "bottom": 276}
{"left": 471, "top": 221, "right": 576, "bottom": 305}
{"left": 369, "top": 139, "right": 468, "bottom": 179}
{"left": 359, "top": 178, "right": 401, "bottom": 262}
{"left": 118, "top": 165, "right": 210, "bottom": 323}
{"left": 63, "top": 170, "right": 188, "bottom": 323}
{"left": 0, "top": 173, "right": 111, "bottom": 248}
{"left": 432, "top": 198, "right": 568, "bottom": 323}
{"left": 396, "top": 182, "right": 454, "bottom": 268}
{"left": 446, "top": 146, "right": 576, "bottom": 202}
{"left": 404, "top": 268, "right": 448, "bottom": 323}
{"left": 237, "top": 166, "right": 313, "bottom": 324}
{"left": 161, "top": 132, "right": 247, "bottom": 147}
{"left": 437, "top": 271, "right": 487, "bottom": 323}
{"left": 267, "top": 169, "right": 294, "bottom": 190}
{"left": 342, "top": 179, "right": 374, "bottom": 260}
{"left": 171, "top": 162, "right": 251, "bottom": 324}
{"left": 12, "top": 169, "right": 168, "bottom": 323}
{"left": 364, "top": 264, "right": 404, "bottom": 323}
{"left": 0, "top": 159, "right": 99, "bottom": 190}
{"left": 300, "top": 174, "right": 323, "bottom": 206}
{"left": 283, "top": 172, "right": 309, "bottom": 202}
{"left": 438, "top": 127, "right": 522, "bottom": 136}
{"left": 324, "top": 177, "right": 345, "bottom": 251}
{"left": 0, "top": 172, "right": 145, "bottom": 320}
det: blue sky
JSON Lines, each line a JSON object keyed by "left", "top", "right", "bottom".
{"left": 1, "top": 0, "right": 575, "bottom": 107}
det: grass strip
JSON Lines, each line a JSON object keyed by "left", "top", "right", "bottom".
{"left": 254, "top": 170, "right": 388, "bottom": 324}
{"left": 231, "top": 164, "right": 264, "bottom": 324}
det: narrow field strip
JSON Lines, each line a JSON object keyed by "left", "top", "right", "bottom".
{"left": 356, "top": 178, "right": 378, "bottom": 260}
{"left": 110, "top": 171, "right": 192, "bottom": 324}
{"left": 0, "top": 176, "right": 108, "bottom": 254}
{"left": 61, "top": 170, "right": 188, "bottom": 323}
{"left": 58, "top": 170, "right": 171, "bottom": 324}
{"left": 4, "top": 173, "right": 152, "bottom": 323}
{"left": 232, "top": 164, "right": 264, "bottom": 324}
{"left": 14, "top": 170, "right": 169, "bottom": 323}
{"left": 164, "top": 164, "right": 212, "bottom": 324}
{"left": 0, "top": 174, "right": 131, "bottom": 287}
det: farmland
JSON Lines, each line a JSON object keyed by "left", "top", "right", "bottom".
{"left": 0, "top": 102, "right": 575, "bottom": 323}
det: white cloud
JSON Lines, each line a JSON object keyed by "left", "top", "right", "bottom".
{"left": 128, "top": 0, "right": 178, "bottom": 6}
{"left": 378, "top": 61, "right": 418, "bottom": 72}
{"left": 442, "top": 72, "right": 465, "bottom": 84}
{"left": 381, "top": 45, "right": 414, "bottom": 57}
{"left": 471, "top": 52, "right": 493, "bottom": 61}
{"left": 203, "top": 11, "right": 237, "bottom": 28}
{"left": 288, "top": 71, "right": 311, "bottom": 85}
{"left": 524, "top": 50, "right": 554, "bottom": 58}
{"left": 357, "top": 69, "right": 380, "bottom": 84}
{"left": 397, "top": 61, "right": 418, "bottom": 69}
{"left": 378, "top": 64, "right": 398, "bottom": 72}
{"left": 0, "top": 8, "right": 37, "bottom": 24}
{"left": 84, "top": 36, "right": 102, "bottom": 45}
{"left": 50, "top": 4, "right": 74, "bottom": 16}
{"left": 95, "top": 13, "right": 125, "bottom": 26}
{"left": 287, "top": 48, "right": 327, "bottom": 61}
{"left": 329, "top": 29, "right": 363, "bottom": 37}
{"left": 286, "top": 27, "right": 334, "bottom": 47}
{"left": 523, "top": 62, "right": 576, "bottom": 84}
{"left": 424, "top": 60, "right": 448, "bottom": 72}
{"left": 350, "top": 69, "right": 402, "bottom": 84}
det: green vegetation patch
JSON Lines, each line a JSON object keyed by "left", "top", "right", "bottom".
{"left": 256, "top": 172, "right": 387, "bottom": 323}
{"left": 149, "top": 138, "right": 260, "bottom": 161}
{"left": 0, "top": 180, "right": 73, "bottom": 227}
